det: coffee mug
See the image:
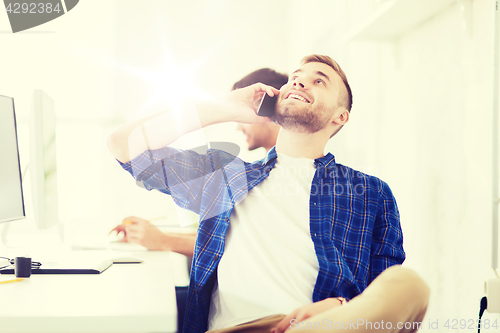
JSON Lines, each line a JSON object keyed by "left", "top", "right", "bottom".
{"left": 14, "top": 257, "right": 32, "bottom": 278}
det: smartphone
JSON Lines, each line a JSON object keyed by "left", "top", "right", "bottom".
{"left": 257, "top": 93, "right": 278, "bottom": 118}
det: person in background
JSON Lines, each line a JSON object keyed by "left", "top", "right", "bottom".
{"left": 109, "top": 68, "right": 288, "bottom": 256}
{"left": 234, "top": 68, "right": 285, "bottom": 153}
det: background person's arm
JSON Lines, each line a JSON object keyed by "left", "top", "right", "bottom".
{"left": 164, "top": 232, "right": 197, "bottom": 257}
{"left": 106, "top": 84, "right": 279, "bottom": 163}
{"left": 110, "top": 216, "right": 197, "bottom": 256}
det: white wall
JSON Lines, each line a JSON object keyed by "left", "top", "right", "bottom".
{"left": 309, "top": 0, "right": 498, "bottom": 326}
{"left": 0, "top": 1, "right": 117, "bottom": 238}
{"left": 0, "top": 1, "right": 307, "bottom": 238}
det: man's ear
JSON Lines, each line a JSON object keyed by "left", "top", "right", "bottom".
{"left": 332, "top": 107, "right": 349, "bottom": 126}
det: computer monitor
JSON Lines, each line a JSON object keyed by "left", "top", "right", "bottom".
{"left": 30, "top": 90, "right": 59, "bottom": 230}
{"left": 0, "top": 95, "right": 26, "bottom": 223}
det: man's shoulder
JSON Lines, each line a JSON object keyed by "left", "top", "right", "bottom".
{"left": 163, "top": 145, "right": 245, "bottom": 164}
{"left": 330, "top": 162, "right": 390, "bottom": 194}
{"left": 328, "top": 162, "right": 381, "bottom": 182}
{"left": 123, "top": 146, "right": 249, "bottom": 175}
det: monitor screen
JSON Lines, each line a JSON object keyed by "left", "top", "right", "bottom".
{"left": 0, "top": 95, "right": 26, "bottom": 223}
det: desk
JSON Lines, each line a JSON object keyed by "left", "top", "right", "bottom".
{"left": 0, "top": 250, "right": 177, "bottom": 333}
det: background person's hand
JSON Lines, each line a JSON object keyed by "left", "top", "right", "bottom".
{"left": 271, "top": 298, "right": 343, "bottom": 333}
{"left": 110, "top": 216, "right": 169, "bottom": 250}
{"left": 109, "top": 223, "right": 128, "bottom": 241}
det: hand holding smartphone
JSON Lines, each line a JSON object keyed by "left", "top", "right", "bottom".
{"left": 257, "top": 93, "right": 278, "bottom": 119}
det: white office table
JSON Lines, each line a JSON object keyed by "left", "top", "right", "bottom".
{"left": 0, "top": 250, "right": 177, "bottom": 333}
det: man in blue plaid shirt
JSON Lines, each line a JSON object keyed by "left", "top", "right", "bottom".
{"left": 108, "top": 55, "right": 429, "bottom": 333}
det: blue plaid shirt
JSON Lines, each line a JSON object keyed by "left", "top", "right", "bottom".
{"left": 120, "top": 146, "right": 405, "bottom": 333}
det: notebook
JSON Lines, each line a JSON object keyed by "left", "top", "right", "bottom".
{"left": 0, "top": 259, "right": 112, "bottom": 275}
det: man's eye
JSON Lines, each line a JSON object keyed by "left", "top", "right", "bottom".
{"left": 315, "top": 79, "right": 324, "bottom": 85}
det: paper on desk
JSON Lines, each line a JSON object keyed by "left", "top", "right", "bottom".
{"left": 0, "top": 276, "right": 22, "bottom": 283}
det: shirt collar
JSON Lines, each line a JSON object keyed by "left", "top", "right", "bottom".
{"left": 263, "top": 146, "right": 278, "bottom": 167}
{"left": 314, "top": 152, "right": 336, "bottom": 169}
{"left": 263, "top": 147, "right": 336, "bottom": 169}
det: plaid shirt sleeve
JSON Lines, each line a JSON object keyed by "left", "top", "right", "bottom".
{"left": 119, "top": 147, "right": 220, "bottom": 215}
{"left": 119, "top": 146, "right": 247, "bottom": 218}
{"left": 368, "top": 179, "right": 406, "bottom": 284}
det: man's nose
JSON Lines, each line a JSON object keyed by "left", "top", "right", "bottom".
{"left": 293, "top": 79, "right": 305, "bottom": 89}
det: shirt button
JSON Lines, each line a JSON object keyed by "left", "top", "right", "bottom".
{"left": 264, "top": 167, "right": 271, "bottom": 173}
{"left": 224, "top": 217, "right": 229, "bottom": 222}
{"left": 313, "top": 202, "right": 317, "bottom": 206}
{"left": 214, "top": 255, "right": 220, "bottom": 261}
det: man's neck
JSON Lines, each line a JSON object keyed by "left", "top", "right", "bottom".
{"left": 275, "top": 129, "right": 328, "bottom": 160}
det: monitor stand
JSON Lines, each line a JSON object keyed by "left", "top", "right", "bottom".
{"left": 0, "top": 223, "right": 9, "bottom": 250}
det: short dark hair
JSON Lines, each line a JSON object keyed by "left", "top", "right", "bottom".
{"left": 232, "top": 68, "right": 288, "bottom": 91}
{"left": 301, "top": 55, "right": 353, "bottom": 112}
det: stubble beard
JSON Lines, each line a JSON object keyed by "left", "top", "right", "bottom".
{"left": 275, "top": 102, "right": 331, "bottom": 134}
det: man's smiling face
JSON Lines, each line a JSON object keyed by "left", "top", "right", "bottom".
{"left": 275, "top": 61, "right": 345, "bottom": 134}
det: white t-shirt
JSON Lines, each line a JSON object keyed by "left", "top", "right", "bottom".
{"left": 208, "top": 152, "right": 320, "bottom": 330}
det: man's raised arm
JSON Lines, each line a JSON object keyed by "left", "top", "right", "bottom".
{"left": 106, "top": 83, "right": 279, "bottom": 163}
